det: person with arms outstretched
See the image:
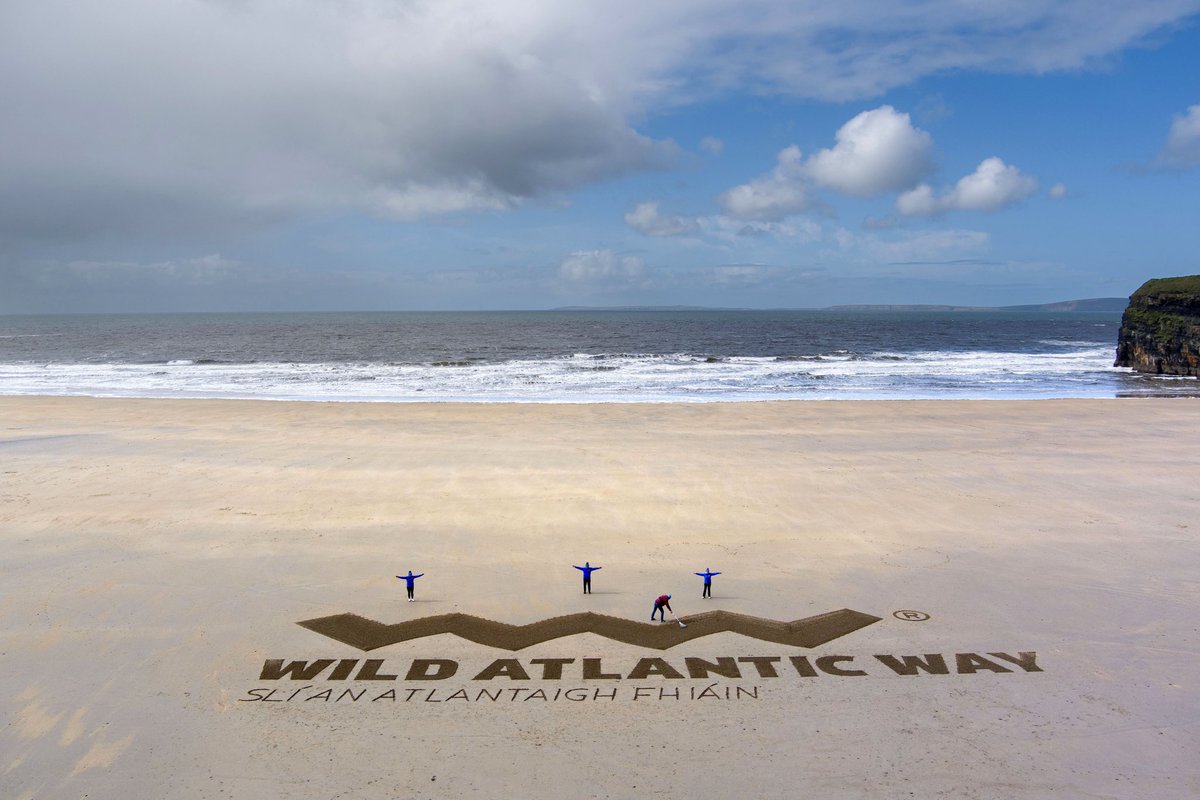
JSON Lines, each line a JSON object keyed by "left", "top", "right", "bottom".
{"left": 695, "top": 567, "right": 721, "bottom": 598}
{"left": 574, "top": 561, "right": 601, "bottom": 594}
{"left": 651, "top": 593, "right": 673, "bottom": 622}
{"left": 396, "top": 570, "right": 424, "bottom": 601}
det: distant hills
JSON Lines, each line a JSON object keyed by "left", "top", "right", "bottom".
{"left": 552, "top": 298, "right": 1129, "bottom": 313}
{"left": 552, "top": 305, "right": 715, "bottom": 311}
{"left": 827, "top": 298, "right": 1128, "bottom": 313}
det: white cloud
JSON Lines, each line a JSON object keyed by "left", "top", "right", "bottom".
{"left": 625, "top": 202, "right": 700, "bottom": 237}
{"left": 1158, "top": 104, "right": 1200, "bottom": 168}
{"left": 898, "top": 158, "right": 1037, "bottom": 215}
{"left": 701, "top": 215, "right": 822, "bottom": 242}
{"left": 804, "top": 106, "right": 933, "bottom": 196}
{"left": 368, "top": 181, "right": 518, "bottom": 221}
{"left": 895, "top": 184, "right": 941, "bottom": 217}
{"left": 849, "top": 229, "right": 992, "bottom": 263}
{"left": 863, "top": 215, "right": 901, "bottom": 230}
{"left": 717, "top": 105, "right": 932, "bottom": 221}
{"left": 559, "top": 250, "right": 645, "bottom": 282}
{"left": 624, "top": 198, "right": 823, "bottom": 241}
{"left": 949, "top": 158, "right": 1039, "bottom": 211}
{"left": 700, "top": 137, "right": 725, "bottom": 155}
{"left": 1048, "top": 183, "right": 1068, "bottom": 199}
{"left": 718, "top": 146, "right": 813, "bottom": 221}
{"left": 706, "top": 265, "right": 779, "bottom": 286}
{"left": 706, "top": 2, "right": 1200, "bottom": 100}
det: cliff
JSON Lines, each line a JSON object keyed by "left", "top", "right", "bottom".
{"left": 1114, "top": 275, "right": 1200, "bottom": 376}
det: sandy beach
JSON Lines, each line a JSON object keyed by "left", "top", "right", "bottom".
{"left": 2, "top": 396, "right": 1198, "bottom": 798}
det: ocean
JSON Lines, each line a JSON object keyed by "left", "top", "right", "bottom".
{"left": 0, "top": 310, "right": 1192, "bottom": 402}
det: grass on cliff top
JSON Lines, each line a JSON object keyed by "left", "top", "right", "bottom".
{"left": 1132, "top": 275, "right": 1200, "bottom": 299}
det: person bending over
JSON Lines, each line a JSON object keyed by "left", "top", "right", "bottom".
{"left": 651, "top": 594, "right": 672, "bottom": 622}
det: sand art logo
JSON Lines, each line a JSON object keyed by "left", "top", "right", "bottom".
{"left": 296, "top": 608, "right": 883, "bottom": 651}
{"left": 242, "top": 607, "right": 1044, "bottom": 704}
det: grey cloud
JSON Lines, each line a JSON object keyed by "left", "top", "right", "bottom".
{"left": 0, "top": 254, "right": 561, "bottom": 314}
{"left": 24, "top": 255, "right": 241, "bottom": 289}
{"left": 1, "top": 0, "right": 1196, "bottom": 249}
{"left": 0, "top": 0, "right": 674, "bottom": 243}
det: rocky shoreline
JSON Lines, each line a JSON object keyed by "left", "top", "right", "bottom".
{"left": 1114, "top": 275, "right": 1200, "bottom": 376}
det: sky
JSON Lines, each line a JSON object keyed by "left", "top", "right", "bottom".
{"left": 2, "top": 0, "right": 1199, "bottom": 313}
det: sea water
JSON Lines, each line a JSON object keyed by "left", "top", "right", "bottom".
{"left": 0, "top": 310, "right": 1192, "bottom": 402}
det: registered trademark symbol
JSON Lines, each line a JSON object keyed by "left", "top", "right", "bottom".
{"left": 893, "top": 610, "right": 931, "bottom": 621}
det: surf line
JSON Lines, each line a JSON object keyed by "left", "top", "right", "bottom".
{"left": 252, "top": 652, "right": 1044, "bottom": 683}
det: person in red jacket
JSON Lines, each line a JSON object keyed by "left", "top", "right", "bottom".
{"left": 651, "top": 594, "right": 672, "bottom": 622}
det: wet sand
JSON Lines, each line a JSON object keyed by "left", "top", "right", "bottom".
{"left": 2, "top": 396, "right": 1198, "bottom": 798}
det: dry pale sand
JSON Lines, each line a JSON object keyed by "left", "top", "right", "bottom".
{"left": 1, "top": 396, "right": 1198, "bottom": 799}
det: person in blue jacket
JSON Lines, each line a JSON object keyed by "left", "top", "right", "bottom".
{"left": 574, "top": 562, "right": 601, "bottom": 594}
{"left": 396, "top": 570, "right": 424, "bottom": 601}
{"left": 695, "top": 567, "right": 721, "bottom": 598}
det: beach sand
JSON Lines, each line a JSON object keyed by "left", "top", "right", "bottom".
{"left": 2, "top": 396, "right": 1198, "bottom": 798}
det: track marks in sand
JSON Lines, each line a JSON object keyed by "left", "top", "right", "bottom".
{"left": 68, "top": 734, "right": 136, "bottom": 778}
{"left": 6, "top": 689, "right": 136, "bottom": 783}
{"left": 12, "top": 689, "right": 64, "bottom": 740}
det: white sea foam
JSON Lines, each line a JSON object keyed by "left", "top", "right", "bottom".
{"left": 0, "top": 345, "right": 1161, "bottom": 402}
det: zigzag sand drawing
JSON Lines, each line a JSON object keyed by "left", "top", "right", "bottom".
{"left": 297, "top": 608, "right": 882, "bottom": 651}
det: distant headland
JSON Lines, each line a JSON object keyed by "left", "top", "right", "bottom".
{"left": 551, "top": 298, "right": 1129, "bottom": 313}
